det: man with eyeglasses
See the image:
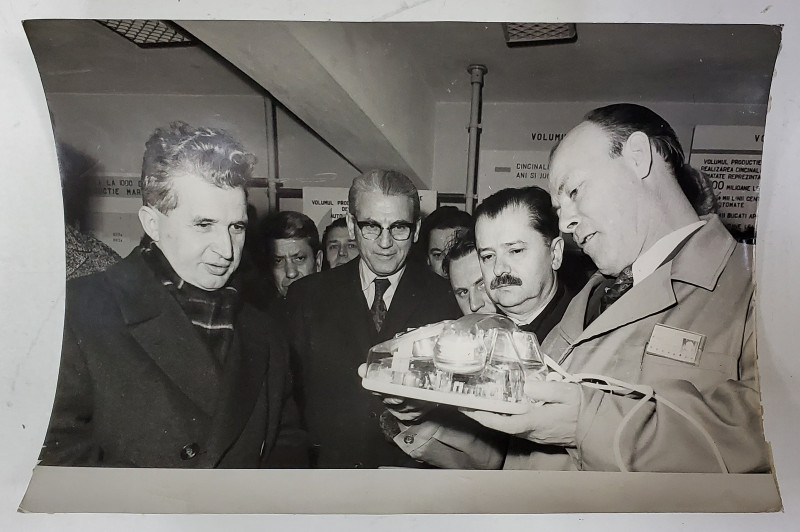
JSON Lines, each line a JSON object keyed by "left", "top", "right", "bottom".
{"left": 286, "top": 169, "right": 460, "bottom": 468}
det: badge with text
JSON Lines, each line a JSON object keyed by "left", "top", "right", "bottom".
{"left": 645, "top": 324, "right": 706, "bottom": 365}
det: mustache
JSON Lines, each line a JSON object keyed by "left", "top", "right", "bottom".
{"left": 490, "top": 273, "right": 523, "bottom": 289}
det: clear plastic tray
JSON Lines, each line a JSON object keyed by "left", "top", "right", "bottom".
{"left": 360, "top": 314, "right": 547, "bottom": 414}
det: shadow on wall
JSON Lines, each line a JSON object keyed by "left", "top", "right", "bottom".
{"left": 57, "top": 141, "right": 102, "bottom": 230}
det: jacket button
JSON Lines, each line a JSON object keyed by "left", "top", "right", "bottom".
{"left": 403, "top": 435, "right": 414, "bottom": 445}
{"left": 180, "top": 443, "right": 199, "bottom": 460}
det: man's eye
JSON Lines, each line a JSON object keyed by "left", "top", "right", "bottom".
{"left": 348, "top": 243, "right": 358, "bottom": 250}
{"left": 231, "top": 223, "right": 246, "bottom": 233}
{"left": 196, "top": 222, "right": 212, "bottom": 229}
{"left": 479, "top": 254, "right": 493, "bottom": 263}
{"left": 274, "top": 257, "right": 284, "bottom": 265}
{"left": 455, "top": 289, "right": 468, "bottom": 298}
{"left": 510, "top": 247, "right": 524, "bottom": 255}
{"left": 431, "top": 252, "right": 441, "bottom": 259}
{"left": 293, "top": 256, "right": 307, "bottom": 263}
{"left": 328, "top": 244, "right": 339, "bottom": 252}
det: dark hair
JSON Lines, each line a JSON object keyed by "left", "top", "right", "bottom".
{"left": 441, "top": 229, "right": 478, "bottom": 277}
{"left": 141, "top": 121, "right": 256, "bottom": 213}
{"left": 322, "top": 217, "right": 350, "bottom": 248}
{"left": 679, "top": 165, "right": 719, "bottom": 216}
{"left": 582, "top": 103, "right": 684, "bottom": 179}
{"left": 260, "top": 210, "right": 321, "bottom": 256}
{"left": 474, "top": 186, "right": 560, "bottom": 244}
{"left": 348, "top": 169, "right": 420, "bottom": 221}
{"left": 419, "top": 206, "right": 472, "bottom": 253}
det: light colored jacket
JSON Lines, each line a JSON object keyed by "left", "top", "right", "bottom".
{"left": 397, "top": 215, "right": 770, "bottom": 472}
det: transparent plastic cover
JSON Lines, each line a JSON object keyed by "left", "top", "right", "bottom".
{"left": 361, "top": 313, "right": 548, "bottom": 413}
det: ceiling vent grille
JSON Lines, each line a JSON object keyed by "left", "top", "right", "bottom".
{"left": 502, "top": 23, "right": 577, "bottom": 46}
{"left": 96, "top": 20, "right": 196, "bottom": 48}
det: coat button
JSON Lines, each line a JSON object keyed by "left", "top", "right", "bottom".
{"left": 180, "top": 443, "right": 199, "bottom": 460}
{"left": 403, "top": 435, "right": 414, "bottom": 445}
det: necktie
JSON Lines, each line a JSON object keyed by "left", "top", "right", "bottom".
{"left": 371, "top": 278, "right": 391, "bottom": 331}
{"left": 599, "top": 265, "right": 634, "bottom": 315}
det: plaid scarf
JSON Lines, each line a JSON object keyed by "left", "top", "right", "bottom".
{"left": 141, "top": 239, "right": 239, "bottom": 367}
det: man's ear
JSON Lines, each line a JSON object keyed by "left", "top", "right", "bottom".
{"left": 622, "top": 131, "right": 653, "bottom": 180}
{"left": 550, "top": 235, "right": 565, "bottom": 271}
{"left": 138, "top": 206, "right": 161, "bottom": 242}
{"left": 412, "top": 219, "right": 421, "bottom": 244}
{"left": 346, "top": 213, "right": 357, "bottom": 240}
{"left": 314, "top": 249, "right": 323, "bottom": 273}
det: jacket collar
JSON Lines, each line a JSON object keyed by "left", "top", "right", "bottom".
{"left": 558, "top": 215, "right": 737, "bottom": 346}
{"left": 103, "top": 249, "right": 222, "bottom": 416}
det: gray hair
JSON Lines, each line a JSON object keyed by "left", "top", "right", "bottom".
{"left": 348, "top": 169, "right": 420, "bottom": 221}
{"left": 141, "top": 121, "right": 256, "bottom": 213}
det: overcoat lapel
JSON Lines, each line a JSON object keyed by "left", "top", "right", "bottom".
{"left": 108, "top": 252, "right": 222, "bottom": 417}
{"left": 579, "top": 265, "right": 677, "bottom": 342}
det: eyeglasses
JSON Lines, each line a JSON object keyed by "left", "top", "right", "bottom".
{"left": 354, "top": 219, "right": 415, "bottom": 241}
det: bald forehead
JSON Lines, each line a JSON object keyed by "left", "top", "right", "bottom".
{"left": 549, "top": 122, "right": 612, "bottom": 195}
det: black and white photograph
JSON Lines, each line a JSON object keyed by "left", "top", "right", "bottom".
{"left": 2, "top": 0, "right": 800, "bottom": 528}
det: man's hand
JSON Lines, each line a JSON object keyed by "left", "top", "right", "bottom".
{"left": 460, "top": 380, "right": 581, "bottom": 447}
{"left": 357, "top": 363, "right": 434, "bottom": 423}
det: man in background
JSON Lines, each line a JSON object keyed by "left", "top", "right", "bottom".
{"left": 321, "top": 217, "right": 359, "bottom": 269}
{"left": 441, "top": 230, "right": 498, "bottom": 315}
{"left": 286, "top": 169, "right": 460, "bottom": 468}
{"left": 40, "top": 121, "right": 305, "bottom": 468}
{"left": 262, "top": 210, "right": 323, "bottom": 297}
{"left": 417, "top": 206, "right": 472, "bottom": 277}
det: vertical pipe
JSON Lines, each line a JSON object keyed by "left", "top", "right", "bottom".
{"left": 264, "top": 97, "right": 279, "bottom": 214}
{"left": 465, "top": 64, "right": 487, "bottom": 214}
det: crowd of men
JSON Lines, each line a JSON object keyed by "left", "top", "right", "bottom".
{"left": 40, "top": 103, "right": 770, "bottom": 473}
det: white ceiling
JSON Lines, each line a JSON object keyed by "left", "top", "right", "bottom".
{"left": 26, "top": 20, "right": 780, "bottom": 105}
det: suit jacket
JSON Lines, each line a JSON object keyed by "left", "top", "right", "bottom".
{"left": 286, "top": 258, "right": 461, "bottom": 468}
{"left": 40, "top": 248, "right": 307, "bottom": 468}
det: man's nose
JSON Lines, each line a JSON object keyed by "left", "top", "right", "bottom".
{"left": 284, "top": 260, "right": 299, "bottom": 279}
{"left": 378, "top": 228, "right": 394, "bottom": 249}
{"left": 492, "top": 254, "right": 511, "bottom": 277}
{"left": 211, "top": 228, "right": 234, "bottom": 260}
{"left": 338, "top": 244, "right": 349, "bottom": 257}
{"left": 468, "top": 288, "right": 484, "bottom": 312}
{"left": 558, "top": 201, "right": 579, "bottom": 234}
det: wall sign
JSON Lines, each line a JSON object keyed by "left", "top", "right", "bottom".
{"left": 302, "top": 186, "right": 438, "bottom": 233}
{"left": 689, "top": 125, "right": 764, "bottom": 237}
{"left": 476, "top": 150, "right": 552, "bottom": 202}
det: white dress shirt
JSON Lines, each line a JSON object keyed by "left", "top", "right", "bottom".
{"left": 358, "top": 259, "right": 406, "bottom": 309}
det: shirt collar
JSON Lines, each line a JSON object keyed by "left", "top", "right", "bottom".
{"left": 632, "top": 220, "right": 707, "bottom": 285}
{"left": 358, "top": 258, "right": 406, "bottom": 292}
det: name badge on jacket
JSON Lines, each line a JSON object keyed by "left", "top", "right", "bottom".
{"left": 645, "top": 323, "right": 705, "bottom": 365}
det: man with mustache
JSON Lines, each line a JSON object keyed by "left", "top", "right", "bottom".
{"left": 384, "top": 186, "right": 576, "bottom": 467}
{"left": 472, "top": 186, "right": 575, "bottom": 339}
